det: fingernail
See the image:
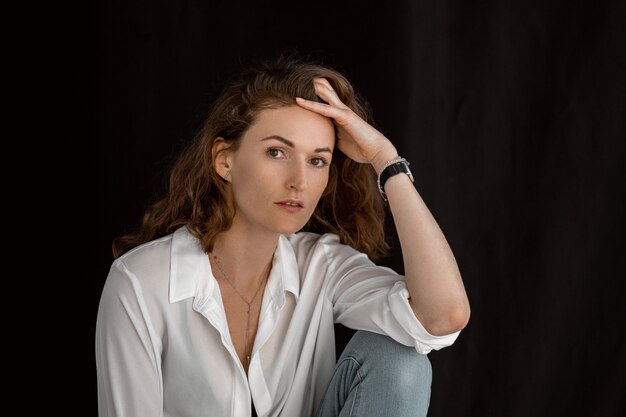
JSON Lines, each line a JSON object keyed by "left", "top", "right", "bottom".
{"left": 295, "top": 97, "right": 305, "bottom": 102}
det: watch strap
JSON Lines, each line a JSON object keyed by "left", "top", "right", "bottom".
{"left": 377, "top": 157, "right": 414, "bottom": 202}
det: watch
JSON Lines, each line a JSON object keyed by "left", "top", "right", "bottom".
{"left": 377, "top": 157, "right": 414, "bottom": 202}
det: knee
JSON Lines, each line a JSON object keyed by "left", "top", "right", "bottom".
{"left": 394, "top": 350, "right": 432, "bottom": 390}
{"left": 345, "top": 331, "right": 432, "bottom": 389}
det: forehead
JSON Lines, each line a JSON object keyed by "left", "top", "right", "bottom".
{"left": 242, "top": 105, "right": 335, "bottom": 149}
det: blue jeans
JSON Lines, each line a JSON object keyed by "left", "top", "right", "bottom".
{"left": 314, "top": 330, "right": 432, "bottom": 417}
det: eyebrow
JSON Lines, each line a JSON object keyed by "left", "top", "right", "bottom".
{"left": 261, "top": 135, "right": 333, "bottom": 154}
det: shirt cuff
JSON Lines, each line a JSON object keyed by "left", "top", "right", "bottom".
{"left": 388, "top": 281, "right": 461, "bottom": 354}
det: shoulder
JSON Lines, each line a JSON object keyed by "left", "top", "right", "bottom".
{"left": 114, "top": 233, "right": 175, "bottom": 274}
{"left": 283, "top": 231, "right": 364, "bottom": 263}
{"left": 105, "top": 232, "right": 176, "bottom": 296}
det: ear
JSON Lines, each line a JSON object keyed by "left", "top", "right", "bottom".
{"left": 212, "top": 137, "right": 233, "bottom": 182}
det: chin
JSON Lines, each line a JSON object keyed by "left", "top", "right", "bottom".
{"left": 275, "top": 225, "right": 306, "bottom": 235}
{"left": 272, "top": 219, "right": 310, "bottom": 235}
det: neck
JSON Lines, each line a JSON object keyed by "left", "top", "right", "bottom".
{"left": 210, "top": 220, "right": 278, "bottom": 290}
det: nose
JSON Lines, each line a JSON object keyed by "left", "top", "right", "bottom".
{"left": 287, "top": 160, "right": 308, "bottom": 191}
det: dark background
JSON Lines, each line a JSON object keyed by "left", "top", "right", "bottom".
{"left": 68, "top": 0, "right": 625, "bottom": 415}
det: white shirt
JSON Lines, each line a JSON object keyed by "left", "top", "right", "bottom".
{"left": 96, "top": 226, "right": 460, "bottom": 417}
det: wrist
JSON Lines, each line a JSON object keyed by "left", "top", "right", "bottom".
{"left": 376, "top": 156, "right": 414, "bottom": 202}
{"left": 371, "top": 147, "right": 399, "bottom": 174}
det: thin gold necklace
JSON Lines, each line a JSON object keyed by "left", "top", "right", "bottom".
{"left": 210, "top": 252, "right": 271, "bottom": 366}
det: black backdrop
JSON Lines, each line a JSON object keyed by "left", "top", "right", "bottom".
{"left": 79, "top": 0, "right": 625, "bottom": 415}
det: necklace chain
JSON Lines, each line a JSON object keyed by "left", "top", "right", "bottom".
{"left": 210, "top": 252, "right": 271, "bottom": 366}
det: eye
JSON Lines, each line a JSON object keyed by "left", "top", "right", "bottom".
{"left": 266, "top": 148, "right": 285, "bottom": 158}
{"left": 310, "top": 157, "right": 329, "bottom": 168}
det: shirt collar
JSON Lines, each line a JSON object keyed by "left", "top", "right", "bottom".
{"left": 169, "top": 226, "right": 300, "bottom": 305}
{"left": 269, "top": 233, "right": 300, "bottom": 304}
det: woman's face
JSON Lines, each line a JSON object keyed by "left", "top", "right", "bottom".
{"left": 224, "top": 105, "right": 335, "bottom": 237}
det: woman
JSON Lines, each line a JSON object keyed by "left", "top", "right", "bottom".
{"left": 96, "top": 55, "right": 470, "bottom": 417}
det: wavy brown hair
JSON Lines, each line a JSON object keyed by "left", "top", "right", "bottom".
{"left": 112, "top": 54, "right": 390, "bottom": 260}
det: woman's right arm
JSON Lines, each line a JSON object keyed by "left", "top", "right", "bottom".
{"left": 95, "top": 261, "right": 163, "bottom": 417}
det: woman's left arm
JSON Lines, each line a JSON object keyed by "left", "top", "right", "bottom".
{"left": 296, "top": 79, "right": 470, "bottom": 336}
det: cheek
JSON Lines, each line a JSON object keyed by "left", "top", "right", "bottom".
{"left": 231, "top": 163, "right": 273, "bottom": 199}
{"left": 312, "top": 171, "right": 330, "bottom": 197}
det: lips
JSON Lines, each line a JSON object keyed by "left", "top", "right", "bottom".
{"left": 276, "top": 198, "right": 304, "bottom": 207}
{"left": 275, "top": 199, "right": 305, "bottom": 212}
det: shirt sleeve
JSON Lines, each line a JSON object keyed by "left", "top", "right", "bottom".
{"left": 95, "top": 260, "right": 163, "bottom": 417}
{"left": 321, "top": 234, "right": 460, "bottom": 354}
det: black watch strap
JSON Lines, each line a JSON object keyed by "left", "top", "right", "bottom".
{"left": 377, "top": 158, "right": 414, "bottom": 202}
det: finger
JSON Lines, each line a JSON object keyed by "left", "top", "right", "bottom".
{"left": 313, "top": 80, "right": 346, "bottom": 108}
{"left": 313, "top": 77, "right": 334, "bottom": 92}
{"left": 295, "top": 97, "right": 345, "bottom": 119}
{"left": 315, "top": 78, "right": 337, "bottom": 96}
{"left": 313, "top": 80, "right": 336, "bottom": 98}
